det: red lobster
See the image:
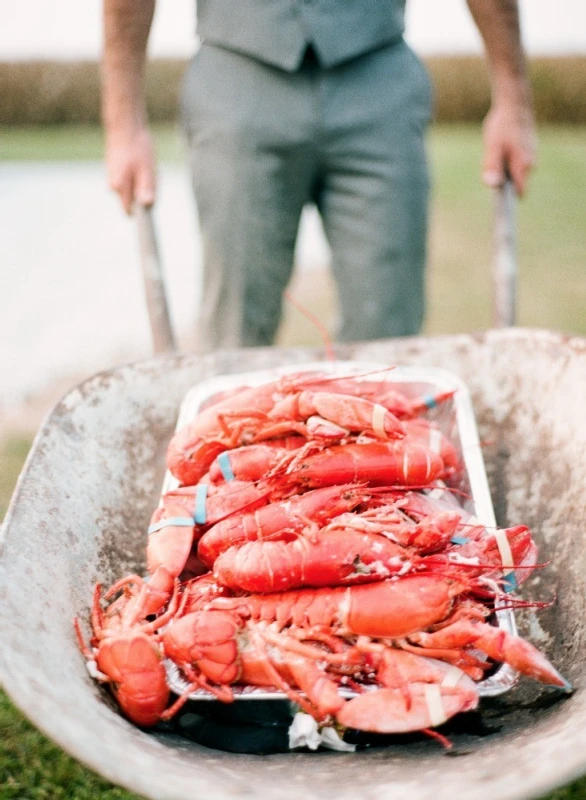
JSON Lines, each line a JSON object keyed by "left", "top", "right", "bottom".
{"left": 197, "top": 483, "right": 369, "bottom": 568}
{"left": 166, "top": 368, "right": 453, "bottom": 486}
{"left": 167, "top": 381, "right": 407, "bottom": 485}
{"left": 208, "top": 577, "right": 569, "bottom": 689}
{"left": 74, "top": 580, "right": 179, "bottom": 727}
{"left": 274, "top": 439, "right": 445, "bottom": 489}
{"left": 161, "top": 608, "right": 479, "bottom": 735}
{"left": 211, "top": 519, "right": 536, "bottom": 594}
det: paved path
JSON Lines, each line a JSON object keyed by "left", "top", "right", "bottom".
{"left": 0, "top": 162, "right": 329, "bottom": 406}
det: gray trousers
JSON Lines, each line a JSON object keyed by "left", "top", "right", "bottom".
{"left": 181, "top": 39, "right": 432, "bottom": 348}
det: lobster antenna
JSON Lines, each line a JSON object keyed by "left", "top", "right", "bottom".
{"left": 210, "top": 488, "right": 273, "bottom": 526}
{"left": 367, "top": 484, "right": 473, "bottom": 501}
{"left": 440, "top": 486, "right": 473, "bottom": 501}
{"left": 284, "top": 290, "right": 335, "bottom": 362}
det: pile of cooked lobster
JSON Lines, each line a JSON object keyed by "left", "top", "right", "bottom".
{"left": 76, "top": 368, "right": 570, "bottom": 746}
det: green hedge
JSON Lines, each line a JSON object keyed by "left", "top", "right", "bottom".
{"left": 0, "top": 60, "right": 184, "bottom": 125}
{"left": 427, "top": 56, "right": 586, "bottom": 124}
{"left": 0, "top": 57, "right": 584, "bottom": 125}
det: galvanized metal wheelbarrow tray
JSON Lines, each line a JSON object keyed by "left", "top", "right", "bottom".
{"left": 1, "top": 328, "right": 586, "bottom": 800}
{"left": 1, "top": 187, "right": 583, "bottom": 798}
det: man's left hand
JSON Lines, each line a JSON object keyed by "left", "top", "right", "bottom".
{"left": 481, "top": 102, "right": 537, "bottom": 197}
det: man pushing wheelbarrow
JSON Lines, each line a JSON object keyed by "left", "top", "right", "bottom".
{"left": 103, "top": 0, "right": 535, "bottom": 349}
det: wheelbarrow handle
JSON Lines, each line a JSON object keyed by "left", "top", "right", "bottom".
{"left": 492, "top": 176, "right": 517, "bottom": 328}
{"left": 136, "top": 204, "right": 177, "bottom": 354}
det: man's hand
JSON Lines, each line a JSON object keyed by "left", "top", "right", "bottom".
{"left": 467, "top": 0, "right": 536, "bottom": 196}
{"left": 106, "top": 125, "right": 156, "bottom": 214}
{"left": 102, "top": 0, "right": 156, "bottom": 214}
{"left": 482, "top": 101, "right": 536, "bottom": 197}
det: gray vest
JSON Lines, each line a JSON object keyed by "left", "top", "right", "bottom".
{"left": 196, "top": 0, "right": 406, "bottom": 71}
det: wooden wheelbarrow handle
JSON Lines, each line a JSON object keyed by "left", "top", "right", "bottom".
{"left": 492, "top": 177, "right": 517, "bottom": 328}
{"left": 136, "top": 205, "right": 177, "bottom": 354}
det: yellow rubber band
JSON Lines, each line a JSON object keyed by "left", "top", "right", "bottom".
{"left": 493, "top": 527, "right": 515, "bottom": 575}
{"left": 423, "top": 683, "right": 447, "bottom": 727}
{"left": 371, "top": 403, "right": 388, "bottom": 439}
{"left": 441, "top": 666, "right": 465, "bottom": 688}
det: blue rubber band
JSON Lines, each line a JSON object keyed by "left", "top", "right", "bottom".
{"left": 194, "top": 483, "right": 208, "bottom": 525}
{"left": 450, "top": 535, "right": 470, "bottom": 545}
{"left": 147, "top": 517, "right": 194, "bottom": 535}
{"left": 217, "top": 451, "right": 236, "bottom": 482}
{"left": 423, "top": 393, "right": 438, "bottom": 410}
{"left": 503, "top": 572, "right": 518, "bottom": 593}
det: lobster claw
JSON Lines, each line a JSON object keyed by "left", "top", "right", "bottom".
{"left": 410, "top": 621, "right": 572, "bottom": 691}
{"left": 336, "top": 683, "right": 479, "bottom": 734}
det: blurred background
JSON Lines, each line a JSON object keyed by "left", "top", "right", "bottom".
{"left": 0, "top": 1, "right": 585, "bottom": 797}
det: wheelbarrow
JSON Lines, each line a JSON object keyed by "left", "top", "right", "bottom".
{"left": 2, "top": 190, "right": 586, "bottom": 800}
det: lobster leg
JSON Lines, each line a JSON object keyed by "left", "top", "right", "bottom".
{"left": 326, "top": 508, "right": 462, "bottom": 555}
{"left": 395, "top": 639, "right": 489, "bottom": 681}
{"left": 284, "top": 654, "right": 345, "bottom": 720}
{"left": 161, "top": 664, "right": 235, "bottom": 722}
{"left": 246, "top": 631, "right": 324, "bottom": 718}
{"left": 268, "top": 391, "right": 407, "bottom": 441}
{"left": 409, "top": 620, "right": 572, "bottom": 690}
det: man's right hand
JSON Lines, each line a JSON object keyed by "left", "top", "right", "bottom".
{"left": 102, "top": 0, "right": 156, "bottom": 213}
{"left": 106, "top": 125, "right": 157, "bottom": 215}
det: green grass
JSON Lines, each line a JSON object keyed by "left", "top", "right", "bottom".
{"left": 0, "top": 436, "right": 31, "bottom": 521}
{"left": 1, "top": 123, "right": 585, "bottom": 798}
{"left": 0, "top": 692, "right": 139, "bottom": 800}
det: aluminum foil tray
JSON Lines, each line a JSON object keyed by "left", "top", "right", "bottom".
{"left": 162, "top": 361, "right": 517, "bottom": 700}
